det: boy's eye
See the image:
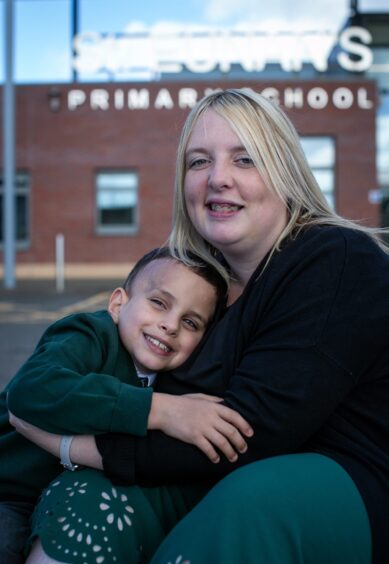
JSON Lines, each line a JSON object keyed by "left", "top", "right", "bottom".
{"left": 183, "top": 318, "right": 198, "bottom": 331}
{"left": 149, "top": 298, "right": 165, "bottom": 309}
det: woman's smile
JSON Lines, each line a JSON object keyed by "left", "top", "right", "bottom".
{"left": 184, "top": 108, "right": 287, "bottom": 267}
{"left": 206, "top": 199, "right": 244, "bottom": 217}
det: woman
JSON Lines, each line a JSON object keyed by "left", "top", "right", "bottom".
{"left": 12, "top": 88, "right": 389, "bottom": 563}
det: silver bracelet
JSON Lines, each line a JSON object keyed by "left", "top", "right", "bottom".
{"left": 60, "top": 435, "right": 79, "bottom": 471}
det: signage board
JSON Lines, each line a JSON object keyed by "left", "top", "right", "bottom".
{"left": 72, "top": 26, "right": 373, "bottom": 79}
{"left": 65, "top": 85, "right": 374, "bottom": 112}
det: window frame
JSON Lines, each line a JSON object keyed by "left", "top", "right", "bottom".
{"left": 300, "top": 136, "right": 336, "bottom": 210}
{"left": 95, "top": 169, "right": 139, "bottom": 236}
{"left": 0, "top": 171, "right": 30, "bottom": 250}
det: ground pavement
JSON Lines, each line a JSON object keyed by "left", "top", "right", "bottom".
{"left": 0, "top": 278, "right": 122, "bottom": 389}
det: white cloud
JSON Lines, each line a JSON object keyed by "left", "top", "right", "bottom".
{"left": 124, "top": 21, "right": 149, "bottom": 33}
{"left": 204, "top": 0, "right": 245, "bottom": 21}
{"left": 203, "top": 0, "right": 349, "bottom": 31}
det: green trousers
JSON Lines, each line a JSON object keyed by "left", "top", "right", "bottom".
{"left": 30, "top": 470, "right": 208, "bottom": 563}
{"left": 151, "top": 453, "right": 372, "bottom": 564}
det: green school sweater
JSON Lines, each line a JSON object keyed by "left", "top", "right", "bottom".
{"left": 0, "top": 310, "right": 152, "bottom": 502}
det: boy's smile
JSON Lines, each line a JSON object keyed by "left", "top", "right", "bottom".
{"left": 109, "top": 258, "right": 218, "bottom": 374}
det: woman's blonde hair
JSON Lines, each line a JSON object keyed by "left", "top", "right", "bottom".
{"left": 169, "top": 87, "right": 388, "bottom": 283}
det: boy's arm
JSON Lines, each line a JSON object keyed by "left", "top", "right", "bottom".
{"left": 9, "top": 412, "right": 103, "bottom": 469}
{"left": 9, "top": 391, "right": 252, "bottom": 466}
{"left": 7, "top": 312, "right": 152, "bottom": 436}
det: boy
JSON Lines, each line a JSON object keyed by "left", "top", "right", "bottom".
{"left": 0, "top": 247, "right": 227, "bottom": 563}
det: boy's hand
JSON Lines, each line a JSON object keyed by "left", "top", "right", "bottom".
{"left": 183, "top": 393, "right": 223, "bottom": 402}
{"left": 8, "top": 411, "right": 61, "bottom": 456}
{"left": 148, "top": 393, "right": 253, "bottom": 463}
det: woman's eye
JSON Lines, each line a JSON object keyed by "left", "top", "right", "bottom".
{"left": 188, "top": 158, "right": 208, "bottom": 169}
{"left": 236, "top": 156, "right": 254, "bottom": 166}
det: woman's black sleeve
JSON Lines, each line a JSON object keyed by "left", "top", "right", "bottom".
{"left": 95, "top": 429, "right": 264, "bottom": 486}
{"left": 96, "top": 229, "right": 386, "bottom": 486}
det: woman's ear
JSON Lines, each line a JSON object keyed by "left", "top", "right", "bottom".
{"left": 107, "top": 288, "right": 129, "bottom": 324}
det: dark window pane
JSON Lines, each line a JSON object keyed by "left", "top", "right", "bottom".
{"left": 0, "top": 173, "right": 29, "bottom": 245}
{"left": 0, "top": 194, "right": 29, "bottom": 243}
{"left": 100, "top": 207, "right": 135, "bottom": 225}
{"left": 16, "top": 195, "right": 28, "bottom": 240}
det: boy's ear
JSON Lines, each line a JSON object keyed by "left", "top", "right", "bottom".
{"left": 108, "top": 288, "right": 129, "bottom": 324}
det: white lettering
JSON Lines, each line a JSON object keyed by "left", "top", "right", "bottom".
{"left": 185, "top": 59, "right": 217, "bottom": 73}
{"left": 90, "top": 89, "right": 109, "bottom": 110}
{"left": 301, "top": 33, "right": 333, "bottom": 72}
{"left": 63, "top": 85, "right": 374, "bottom": 113}
{"left": 357, "top": 88, "right": 373, "bottom": 109}
{"left": 284, "top": 88, "right": 304, "bottom": 109}
{"left": 261, "top": 88, "right": 280, "bottom": 104}
{"left": 178, "top": 88, "right": 198, "bottom": 109}
{"left": 154, "top": 88, "right": 174, "bottom": 109}
{"left": 71, "top": 26, "right": 373, "bottom": 79}
{"left": 114, "top": 89, "right": 124, "bottom": 110}
{"left": 239, "top": 34, "right": 266, "bottom": 73}
{"left": 204, "top": 87, "right": 222, "bottom": 97}
{"left": 128, "top": 89, "right": 149, "bottom": 109}
{"left": 277, "top": 34, "right": 304, "bottom": 72}
{"left": 73, "top": 32, "right": 105, "bottom": 74}
{"left": 68, "top": 89, "right": 86, "bottom": 110}
{"left": 337, "top": 27, "right": 373, "bottom": 72}
{"left": 307, "top": 87, "right": 328, "bottom": 109}
{"left": 333, "top": 87, "right": 354, "bottom": 109}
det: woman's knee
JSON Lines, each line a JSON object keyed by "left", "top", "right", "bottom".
{"left": 152, "top": 454, "right": 372, "bottom": 564}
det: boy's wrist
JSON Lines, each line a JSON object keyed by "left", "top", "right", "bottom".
{"left": 60, "top": 435, "right": 79, "bottom": 471}
{"left": 147, "top": 392, "right": 165, "bottom": 430}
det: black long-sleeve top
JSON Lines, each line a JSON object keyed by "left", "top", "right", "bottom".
{"left": 96, "top": 225, "right": 389, "bottom": 563}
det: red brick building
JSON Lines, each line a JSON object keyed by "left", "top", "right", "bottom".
{"left": 0, "top": 79, "right": 379, "bottom": 277}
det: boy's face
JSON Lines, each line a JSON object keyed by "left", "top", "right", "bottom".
{"left": 108, "top": 258, "right": 218, "bottom": 373}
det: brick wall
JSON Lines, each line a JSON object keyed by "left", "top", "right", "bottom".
{"left": 0, "top": 79, "right": 378, "bottom": 268}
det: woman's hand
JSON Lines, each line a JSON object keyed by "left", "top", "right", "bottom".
{"left": 9, "top": 411, "right": 103, "bottom": 469}
{"left": 148, "top": 393, "right": 253, "bottom": 464}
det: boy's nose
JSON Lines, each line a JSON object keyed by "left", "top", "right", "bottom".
{"left": 159, "top": 320, "right": 178, "bottom": 336}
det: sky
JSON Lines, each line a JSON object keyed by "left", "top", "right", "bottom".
{"left": 0, "top": 0, "right": 388, "bottom": 83}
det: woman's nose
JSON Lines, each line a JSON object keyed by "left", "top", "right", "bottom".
{"left": 208, "top": 162, "right": 232, "bottom": 191}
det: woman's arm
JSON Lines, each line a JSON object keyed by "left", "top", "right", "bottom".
{"left": 9, "top": 390, "right": 253, "bottom": 465}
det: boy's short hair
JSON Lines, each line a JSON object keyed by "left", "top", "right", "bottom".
{"left": 122, "top": 247, "right": 228, "bottom": 318}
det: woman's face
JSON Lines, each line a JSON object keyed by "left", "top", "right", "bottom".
{"left": 184, "top": 109, "right": 288, "bottom": 265}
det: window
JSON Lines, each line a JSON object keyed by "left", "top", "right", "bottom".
{"left": 300, "top": 137, "right": 336, "bottom": 209}
{"left": 0, "top": 172, "right": 30, "bottom": 247}
{"left": 376, "top": 93, "right": 389, "bottom": 240}
{"left": 96, "top": 171, "right": 139, "bottom": 235}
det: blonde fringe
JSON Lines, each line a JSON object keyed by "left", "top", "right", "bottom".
{"left": 168, "top": 87, "right": 389, "bottom": 283}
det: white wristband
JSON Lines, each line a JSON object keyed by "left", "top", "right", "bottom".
{"left": 60, "top": 435, "right": 78, "bottom": 471}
